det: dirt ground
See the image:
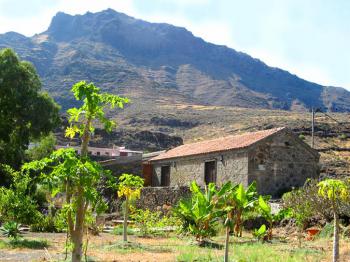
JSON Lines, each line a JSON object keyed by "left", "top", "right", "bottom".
{"left": 0, "top": 230, "right": 349, "bottom": 262}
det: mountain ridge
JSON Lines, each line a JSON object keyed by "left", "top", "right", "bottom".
{"left": 1, "top": 8, "right": 349, "bottom": 111}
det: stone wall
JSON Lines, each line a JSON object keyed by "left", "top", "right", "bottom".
{"left": 152, "top": 150, "right": 249, "bottom": 187}
{"left": 248, "top": 130, "right": 319, "bottom": 197}
{"left": 135, "top": 186, "right": 191, "bottom": 212}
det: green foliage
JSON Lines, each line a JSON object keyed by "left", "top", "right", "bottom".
{"left": 0, "top": 48, "right": 60, "bottom": 171}
{"left": 117, "top": 173, "right": 144, "bottom": 200}
{"left": 338, "top": 134, "right": 347, "bottom": 141}
{"left": 257, "top": 195, "right": 274, "bottom": 239}
{"left": 131, "top": 208, "right": 179, "bottom": 237}
{"left": 283, "top": 189, "right": 314, "bottom": 229}
{"left": 253, "top": 224, "right": 267, "bottom": 241}
{"left": 113, "top": 225, "right": 136, "bottom": 236}
{"left": 174, "top": 182, "right": 218, "bottom": 243}
{"left": 30, "top": 214, "right": 59, "bottom": 233}
{"left": 317, "top": 179, "right": 348, "bottom": 202}
{"left": 65, "top": 81, "right": 129, "bottom": 140}
{"left": 318, "top": 223, "right": 334, "bottom": 238}
{"left": 0, "top": 221, "right": 21, "bottom": 239}
{"left": 0, "top": 168, "right": 40, "bottom": 225}
{"left": 0, "top": 238, "right": 49, "bottom": 249}
{"left": 23, "top": 149, "right": 107, "bottom": 210}
{"left": 298, "top": 134, "right": 306, "bottom": 140}
{"left": 25, "top": 133, "right": 56, "bottom": 161}
{"left": 273, "top": 208, "right": 293, "bottom": 222}
{"left": 22, "top": 149, "right": 109, "bottom": 227}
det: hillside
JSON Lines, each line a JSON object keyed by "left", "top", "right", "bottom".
{"left": 0, "top": 9, "right": 350, "bottom": 111}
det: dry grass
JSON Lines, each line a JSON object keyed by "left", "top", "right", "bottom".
{"left": 0, "top": 228, "right": 348, "bottom": 261}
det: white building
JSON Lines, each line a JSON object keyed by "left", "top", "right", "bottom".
{"left": 55, "top": 145, "right": 142, "bottom": 157}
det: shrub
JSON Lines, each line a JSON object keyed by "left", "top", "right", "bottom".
{"left": 299, "top": 134, "right": 306, "bottom": 140}
{"left": 0, "top": 221, "right": 21, "bottom": 239}
{"left": 339, "top": 134, "right": 347, "bottom": 141}
{"left": 252, "top": 224, "right": 267, "bottom": 241}
{"left": 174, "top": 182, "right": 218, "bottom": 243}
{"left": 131, "top": 208, "right": 179, "bottom": 237}
{"left": 113, "top": 225, "right": 135, "bottom": 236}
{"left": 282, "top": 179, "right": 350, "bottom": 223}
{"left": 0, "top": 173, "right": 40, "bottom": 225}
{"left": 30, "top": 214, "right": 58, "bottom": 233}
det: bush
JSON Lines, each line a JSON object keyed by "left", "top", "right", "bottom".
{"left": 30, "top": 214, "right": 58, "bottom": 233}
{"left": 318, "top": 223, "right": 334, "bottom": 238}
{"left": 0, "top": 174, "right": 41, "bottom": 225}
{"left": 299, "top": 134, "right": 306, "bottom": 140}
{"left": 0, "top": 221, "right": 21, "bottom": 239}
{"left": 131, "top": 208, "right": 179, "bottom": 237}
{"left": 283, "top": 179, "right": 350, "bottom": 223}
{"left": 339, "top": 134, "right": 347, "bottom": 141}
{"left": 112, "top": 225, "right": 135, "bottom": 236}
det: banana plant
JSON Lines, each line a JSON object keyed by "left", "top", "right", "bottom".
{"left": 212, "top": 182, "right": 258, "bottom": 262}
{"left": 257, "top": 195, "right": 273, "bottom": 240}
{"left": 174, "top": 181, "right": 218, "bottom": 244}
{"left": 233, "top": 182, "right": 258, "bottom": 237}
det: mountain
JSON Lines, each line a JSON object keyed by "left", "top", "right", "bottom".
{"left": 1, "top": 8, "right": 350, "bottom": 111}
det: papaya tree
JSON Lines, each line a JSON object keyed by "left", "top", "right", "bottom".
{"left": 317, "top": 179, "right": 349, "bottom": 262}
{"left": 117, "top": 173, "right": 144, "bottom": 242}
{"left": 23, "top": 81, "right": 129, "bottom": 262}
{"left": 174, "top": 181, "right": 218, "bottom": 245}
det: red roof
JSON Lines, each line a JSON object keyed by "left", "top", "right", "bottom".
{"left": 150, "top": 127, "right": 285, "bottom": 161}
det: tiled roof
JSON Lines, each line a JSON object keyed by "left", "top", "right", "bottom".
{"left": 150, "top": 127, "right": 285, "bottom": 161}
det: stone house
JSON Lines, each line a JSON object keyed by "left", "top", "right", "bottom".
{"left": 146, "top": 127, "right": 320, "bottom": 197}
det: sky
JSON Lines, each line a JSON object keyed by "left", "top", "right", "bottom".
{"left": 0, "top": 0, "right": 349, "bottom": 90}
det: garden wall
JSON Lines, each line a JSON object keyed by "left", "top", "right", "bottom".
{"left": 108, "top": 186, "right": 191, "bottom": 217}
{"left": 135, "top": 186, "right": 191, "bottom": 213}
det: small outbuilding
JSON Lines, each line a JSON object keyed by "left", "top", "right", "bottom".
{"left": 147, "top": 127, "right": 319, "bottom": 197}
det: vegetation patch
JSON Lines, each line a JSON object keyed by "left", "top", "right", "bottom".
{"left": 0, "top": 238, "right": 49, "bottom": 249}
{"left": 104, "top": 241, "right": 171, "bottom": 254}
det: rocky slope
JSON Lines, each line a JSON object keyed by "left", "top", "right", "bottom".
{"left": 0, "top": 9, "right": 350, "bottom": 111}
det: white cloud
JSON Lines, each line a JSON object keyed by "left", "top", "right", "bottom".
{"left": 0, "top": 0, "right": 138, "bottom": 36}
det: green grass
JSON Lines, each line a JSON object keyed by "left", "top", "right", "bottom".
{"left": 112, "top": 225, "right": 136, "bottom": 236}
{"left": 104, "top": 241, "right": 172, "bottom": 254}
{"left": 172, "top": 236, "right": 327, "bottom": 262}
{"left": 231, "top": 241, "right": 325, "bottom": 262}
{"left": 0, "top": 238, "right": 49, "bottom": 249}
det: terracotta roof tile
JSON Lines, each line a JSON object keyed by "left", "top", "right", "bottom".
{"left": 150, "top": 127, "right": 285, "bottom": 161}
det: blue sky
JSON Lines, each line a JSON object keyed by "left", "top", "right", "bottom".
{"left": 0, "top": 0, "right": 349, "bottom": 90}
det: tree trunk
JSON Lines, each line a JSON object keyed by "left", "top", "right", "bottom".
{"left": 333, "top": 211, "right": 339, "bottom": 262}
{"left": 224, "top": 226, "right": 230, "bottom": 262}
{"left": 123, "top": 197, "right": 129, "bottom": 242}
{"left": 71, "top": 117, "right": 91, "bottom": 262}
{"left": 72, "top": 230, "right": 84, "bottom": 262}
{"left": 72, "top": 187, "right": 86, "bottom": 262}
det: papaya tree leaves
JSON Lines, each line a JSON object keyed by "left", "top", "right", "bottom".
{"left": 67, "top": 81, "right": 129, "bottom": 138}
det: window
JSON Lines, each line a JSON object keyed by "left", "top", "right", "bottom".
{"left": 205, "top": 161, "right": 217, "bottom": 185}
{"left": 96, "top": 152, "right": 100, "bottom": 156}
{"left": 161, "top": 166, "right": 170, "bottom": 186}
